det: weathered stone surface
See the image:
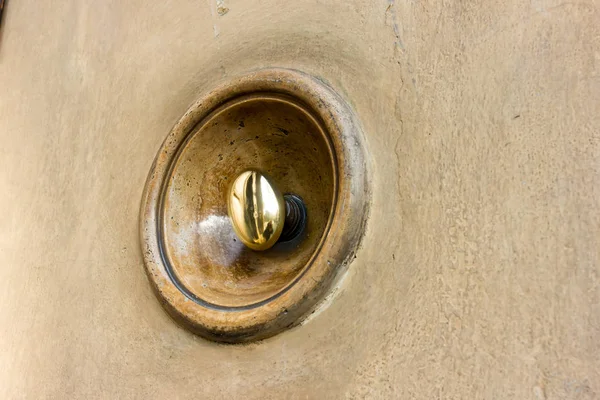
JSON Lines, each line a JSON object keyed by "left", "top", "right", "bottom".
{"left": 0, "top": 0, "right": 598, "bottom": 398}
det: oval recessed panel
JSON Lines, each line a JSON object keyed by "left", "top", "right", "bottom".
{"left": 141, "top": 69, "right": 369, "bottom": 342}
{"left": 161, "top": 94, "right": 336, "bottom": 308}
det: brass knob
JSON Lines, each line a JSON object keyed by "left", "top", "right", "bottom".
{"left": 227, "top": 170, "right": 306, "bottom": 251}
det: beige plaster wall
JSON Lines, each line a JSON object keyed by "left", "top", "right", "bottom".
{"left": 0, "top": 0, "right": 598, "bottom": 398}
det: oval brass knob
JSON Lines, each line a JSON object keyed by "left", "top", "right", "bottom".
{"left": 227, "top": 170, "right": 307, "bottom": 251}
{"left": 228, "top": 170, "right": 285, "bottom": 251}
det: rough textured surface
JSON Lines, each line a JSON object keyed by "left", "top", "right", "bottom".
{"left": 0, "top": 0, "right": 598, "bottom": 398}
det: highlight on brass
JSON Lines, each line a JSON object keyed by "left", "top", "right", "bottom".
{"left": 227, "top": 170, "right": 285, "bottom": 251}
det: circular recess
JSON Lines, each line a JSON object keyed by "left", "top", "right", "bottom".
{"left": 163, "top": 94, "right": 334, "bottom": 308}
{"left": 141, "top": 69, "right": 369, "bottom": 342}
